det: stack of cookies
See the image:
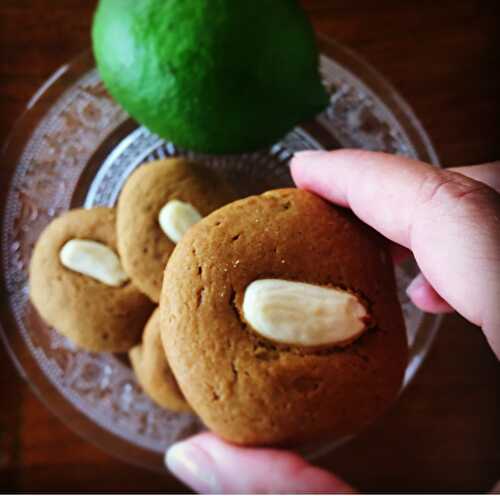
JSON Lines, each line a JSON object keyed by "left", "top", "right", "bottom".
{"left": 30, "top": 158, "right": 408, "bottom": 445}
{"left": 30, "top": 158, "right": 236, "bottom": 413}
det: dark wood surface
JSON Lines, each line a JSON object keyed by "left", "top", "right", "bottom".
{"left": 1, "top": 0, "right": 499, "bottom": 492}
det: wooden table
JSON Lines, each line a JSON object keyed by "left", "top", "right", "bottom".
{"left": 1, "top": 0, "right": 499, "bottom": 492}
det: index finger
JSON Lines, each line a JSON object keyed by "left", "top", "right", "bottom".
{"left": 291, "top": 149, "right": 497, "bottom": 249}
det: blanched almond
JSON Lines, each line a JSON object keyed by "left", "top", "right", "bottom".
{"left": 242, "top": 279, "right": 368, "bottom": 347}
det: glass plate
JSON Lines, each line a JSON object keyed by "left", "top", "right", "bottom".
{"left": 0, "top": 36, "right": 441, "bottom": 472}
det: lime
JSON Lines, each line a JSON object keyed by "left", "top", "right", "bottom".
{"left": 92, "top": 0, "right": 328, "bottom": 154}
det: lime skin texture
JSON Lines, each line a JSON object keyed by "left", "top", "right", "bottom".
{"left": 92, "top": 0, "right": 329, "bottom": 154}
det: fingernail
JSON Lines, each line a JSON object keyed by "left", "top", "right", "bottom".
{"left": 165, "top": 441, "right": 222, "bottom": 493}
{"left": 406, "top": 273, "right": 425, "bottom": 299}
{"left": 292, "top": 150, "right": 330, "bottom": 165}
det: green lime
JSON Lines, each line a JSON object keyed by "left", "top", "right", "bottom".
{"left": 92, "top": 0, "right": 328, "bottom": 154}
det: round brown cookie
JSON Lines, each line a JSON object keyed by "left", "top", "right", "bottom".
{"left": 117, "top": 158, "right": 236, "bottom": 302}
{"left": 29, "top": 207, "right": 154, "bottom": 352}
{"left": 129, "top": 308, "right": 191, "bottom": 412}
{"left": 160, "top": 188, "right": 408, "bottom": 446}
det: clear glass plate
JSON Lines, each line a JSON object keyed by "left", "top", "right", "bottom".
{"left": 0, "top": 36, "right": 441, "bottom": 472}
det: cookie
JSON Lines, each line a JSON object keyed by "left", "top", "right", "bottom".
{"left": 160, "top": 188, "right": 408, "bottom": 446}
{"left": 129, "top": 308, "right": 191, "bottom": 412}
{"left": 29, "top": 207, "right": 154, "bottom": 352}
{"left": 117, "top": 158, "right": 236, "bottom": 302}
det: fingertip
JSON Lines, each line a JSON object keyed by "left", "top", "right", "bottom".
{"left": 165, "top": 436, "right": 221, "bottom": 493}
{"left": 165, "top": 433, "right": 355, "bottom": 494}
{"left": 290, "top": 150, "right": 330, "bottom": 188}
{"left": 407, "top": 274, "right": 455, "bottom": 314}
{"left": 292, "top": 149, "right": 330, "bottom": 163}
{"left": 291, "top": 149, "right": 355, "bottom": 179}
{"left": 291, "top": 149, "right": 352, "bottom": 207}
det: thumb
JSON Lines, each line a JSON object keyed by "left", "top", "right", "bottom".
{"left": 165, "top": 433, "right": 355, "bottom": 494}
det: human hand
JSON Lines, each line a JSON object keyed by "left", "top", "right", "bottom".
{"left": 165, "top": 150, "right": 500, "bottom": 493}
{"left": 292, "top": 150, "right": 500, "bottom": 359}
